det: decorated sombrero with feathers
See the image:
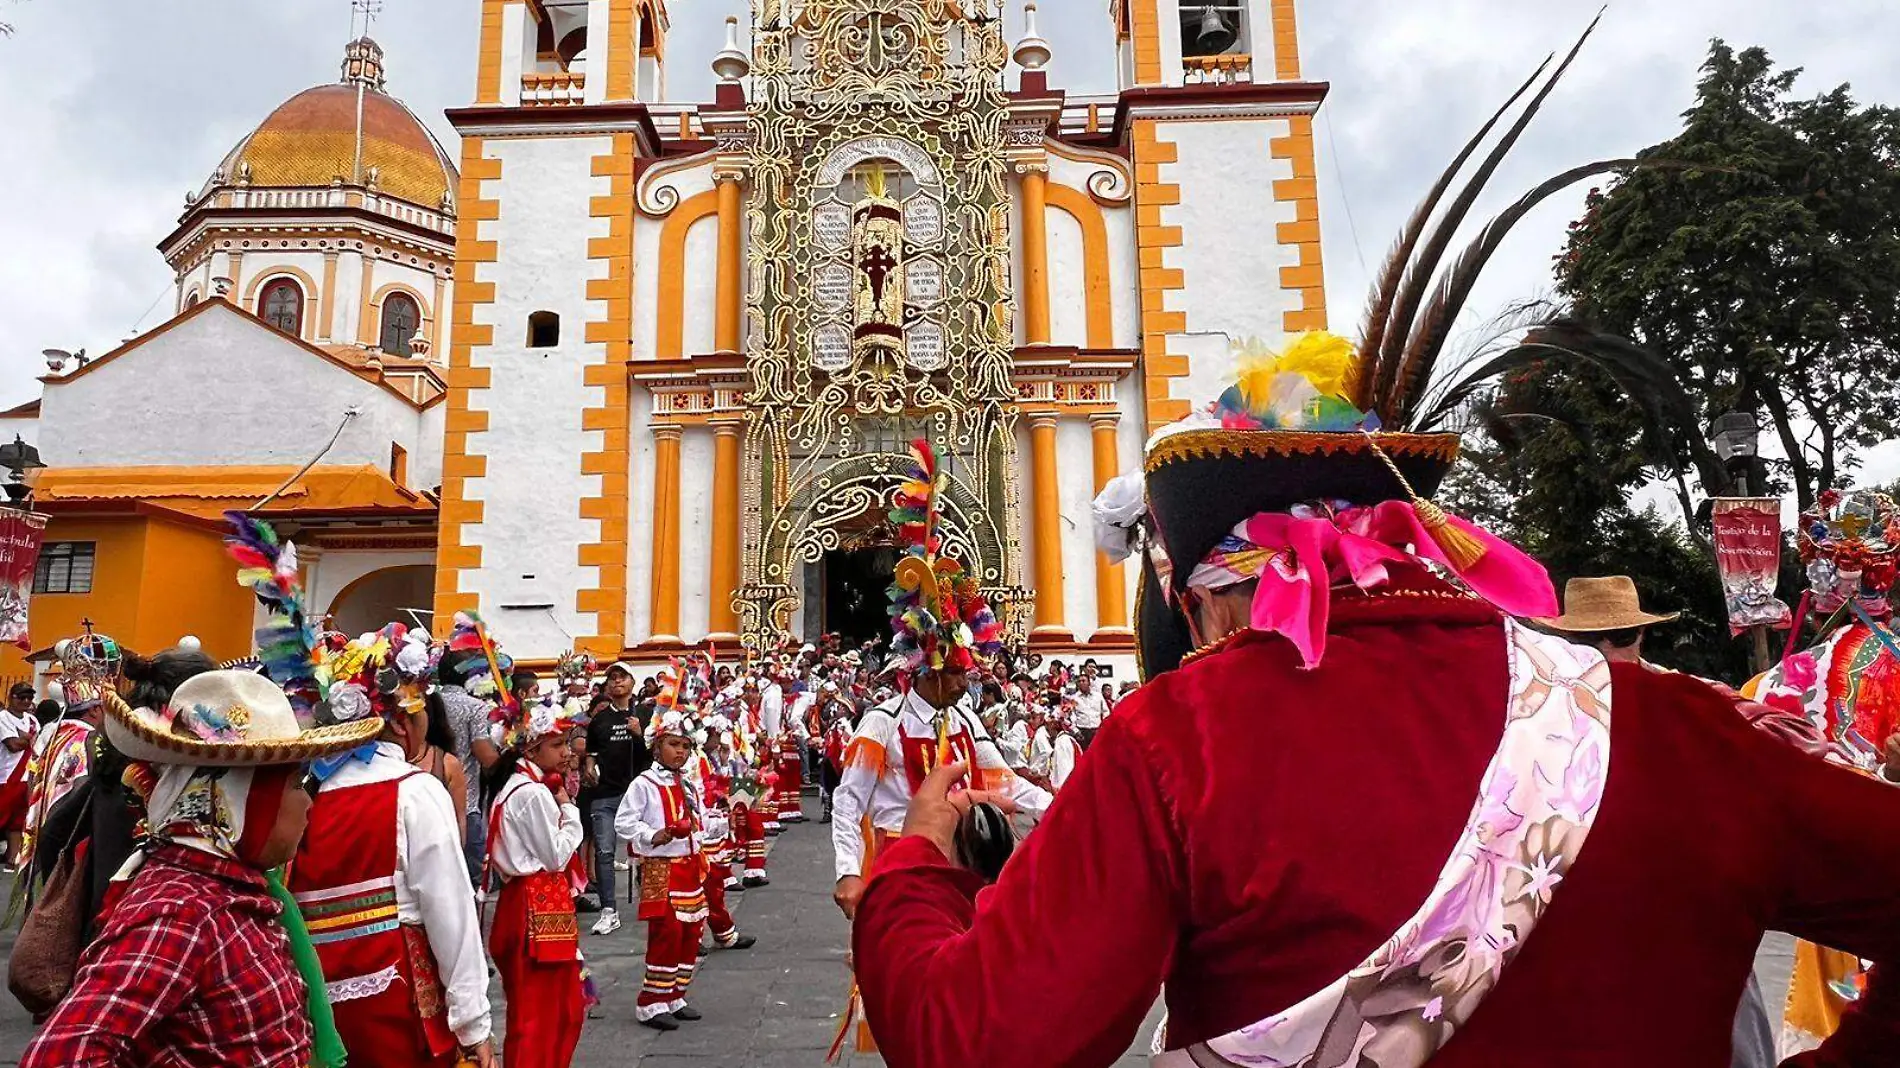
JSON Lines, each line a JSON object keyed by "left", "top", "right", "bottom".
{"left": 886, "top": 439, "right": 1004, "bottom": 674}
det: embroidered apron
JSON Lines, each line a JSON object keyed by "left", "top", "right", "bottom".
{"left": 486, "top": 778, "right": 581, "bottom": 964}
{"left": 1153, "top": 622, "right": 1614, "bottom": 1068}
{"left": 290, "top": 770, "right": 457, "bottom": 1063}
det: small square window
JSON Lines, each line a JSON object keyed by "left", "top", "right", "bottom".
{"left": 35, "top": 542, "right": 96, "bottom": 595}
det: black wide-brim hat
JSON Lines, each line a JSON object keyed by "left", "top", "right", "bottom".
{"left": 1136, "top": 427, "right": 1461, "bottom": 680}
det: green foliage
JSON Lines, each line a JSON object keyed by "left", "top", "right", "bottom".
{"left": 1554, "top": 40, "right": 1900, "bottom": 511}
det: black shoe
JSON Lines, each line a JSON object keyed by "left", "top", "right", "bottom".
{"left": 674, "top": 1006, "right": 704, "bottom": 1021}
{"left": 641, "top": 1013, "right": 680, "bottom": 1032}
{"left": 744, "top": 875, "right": 770, "bottom": 887}
{"left": 723, "top": 934, "right": 757, "bottom": 950}
{"left": 820, "top": 813, "right": 832, "bottom": 824}
{"left": 697, "top": 943, "right": 709, "bottom": 959}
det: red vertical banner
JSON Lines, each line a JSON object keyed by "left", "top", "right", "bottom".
{"left": 1712, "top": 497, "right": 1790, "bottom": 636}
{"left": 0, "top": 508, "right": 47, "bottom": 650}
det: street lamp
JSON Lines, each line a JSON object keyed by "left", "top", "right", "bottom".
{"left": 1711, "top": 410, "right": 1761, "bottom": 496}
{"left": 0, "top": 435, "right": 44, "bottom": 506}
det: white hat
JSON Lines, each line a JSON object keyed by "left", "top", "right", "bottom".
{"left": 107, "top": 669, "right": 381, "bottom": 768}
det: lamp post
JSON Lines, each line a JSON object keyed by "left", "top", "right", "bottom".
{"left": 1710, "top": 409, "right": 1761, "bottom": 496}
{"left": 1710, "top": 410, "right": 1771, "bottom": 671}
{"left": 0, "top": 435, "right": 44, "bottom": 507}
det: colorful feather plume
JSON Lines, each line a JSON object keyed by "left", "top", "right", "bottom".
{"left": 225, "top": 511, "right": 321, "bottom": 723}
{"left": 884, "top": 438, "right": 1006, "bottom": 674}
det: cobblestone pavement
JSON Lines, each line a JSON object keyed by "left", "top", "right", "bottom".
{"left": 0, "top": 800, "right": 1798, "bottom": 1065}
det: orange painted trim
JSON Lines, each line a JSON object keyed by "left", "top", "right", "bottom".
{"left": 1026, "top": 414, "right": 1069, "bottom": 636}
{"left": 1271, "top": 115, "right": 1327, "bottom": 332}
{"left": 1089, "top": 415, "right": 1129, "bottom": 631}
{"left": 1270, "top": 0, "right": 1303, "bottom": 81}
{"left": 647, "top": 426, "right": 683, "bottom": 641}
{"left": 242, "top": 265, "right": 320, "bottom": 340}
{"left": 319, "top": 251, "right": 340, "bottom": 342}
{"left": 607, "top": 0, "right": 637, "bottom": 102}
{"left": 707, "top": 421, "right": 741, "bottom": 638}
{"left": 1128, "top": 0, "right": 1162, "bottom": 86}
{"left": 433, "top": 136, "right": 502, "bottom": 620}
{"left": 656, "top": 188, "right": 721, "bottom": 360}
{"left": 475, "top": 0, "right": 507, "bottom": 106}
{"left": 713, "top": 177, "right": 742, "bottom": 353}
{"left": 355, "top": 255, "right": 378, "bottom": 345}
{"left": 1043, "top": 182, "right": 1115, "bottom": 349}
{"left": 576, "top": 133, "right": 637, "bottom": 655}
{"left": 1020, "top": 169, "right": 1052, "bottom": 346}
{"left": 1130, "top": 119, "right": 1191, "bottom": 433}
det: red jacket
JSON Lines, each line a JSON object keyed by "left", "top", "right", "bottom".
{"left": 854, "top": 588, "right": 1900, "bottom": 1067}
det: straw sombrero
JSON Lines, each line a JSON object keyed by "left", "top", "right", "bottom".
{"left": 105, "top": 669, "right": 382, "bottom": 768}
{"left": 1536, "top": 576, "right": 1680, "bottom": 633}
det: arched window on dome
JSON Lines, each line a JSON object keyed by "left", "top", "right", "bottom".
{"left": 379, "top": 293, "right": 421, "bottom": 356}
{"left": 184, "top": 290, "right": 202, "bottom": 310}
{"left": 260, "top": 279, "right": 304, "bottom": 336}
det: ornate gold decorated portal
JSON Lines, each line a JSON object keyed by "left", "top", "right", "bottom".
{"left": 734, "top": 0, "right": 1028, "bottom": 652}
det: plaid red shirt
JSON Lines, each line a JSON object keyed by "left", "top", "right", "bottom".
{"left": 22, "top": 844, "right": 311, "bottom": 1068}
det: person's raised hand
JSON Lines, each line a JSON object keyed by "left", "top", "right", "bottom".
{"left": 900, "top": 761, "right": 1017, "bottom": 864}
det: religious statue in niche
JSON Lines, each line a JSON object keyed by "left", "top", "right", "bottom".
{"left": 850, "top": 167, "right": 906, "bottom": 360}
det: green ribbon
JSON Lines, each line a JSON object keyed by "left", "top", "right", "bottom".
{"left": 265, "top": 867, "right": 348, "bottom": 1068}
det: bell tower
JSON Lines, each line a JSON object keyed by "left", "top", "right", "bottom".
{"left": 1115, "top": 0, "right": 1298, "bottom": 88}
{"left": 1113, "top": 0, "right": 1329, "bottom": 433}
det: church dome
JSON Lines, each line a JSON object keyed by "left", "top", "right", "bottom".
{"left": 212, "top": 38, "right": 457, "bottom": 210}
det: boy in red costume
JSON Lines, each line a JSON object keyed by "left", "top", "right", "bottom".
{"left": 486, "top": 701, "right": 587, "bottom": 1067}
{"left": 617, "top": 708, "right": 710, "bottom": 1030}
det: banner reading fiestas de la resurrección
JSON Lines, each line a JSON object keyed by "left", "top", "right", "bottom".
{"left": 1712, "top": 497, "right": 1791, "bottom": 636}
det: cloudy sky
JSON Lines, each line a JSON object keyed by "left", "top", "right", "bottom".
{"left": 3, "top": 0, "right": 1897, "bottom": 477}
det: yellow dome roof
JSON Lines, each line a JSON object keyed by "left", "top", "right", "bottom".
{"left": 220, "top": 41, "right": 457, "bottom": 210}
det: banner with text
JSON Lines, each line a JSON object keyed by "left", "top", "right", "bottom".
{"left": 1712, "top": 497, "right": 1790, "bottom": 636}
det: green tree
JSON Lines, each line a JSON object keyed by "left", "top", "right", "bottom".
{"left": 1555, "top": 41, "right": 1900, "bottom": 511}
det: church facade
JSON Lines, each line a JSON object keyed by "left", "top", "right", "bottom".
{"left": 439, "top": 0, "right": 1330, "bottom": 664}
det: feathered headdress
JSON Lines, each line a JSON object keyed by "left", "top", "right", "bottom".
{"left": 554, "top": 649, "right": 597, "bottom": 685}
{"left": 886, "top": 439, "right": 1005, "bottom": 675}
{"left": 225, "top": 511, "right": 321, "bottom": 723}
{"left": 444, "top": 610, "right": 513, "bottom": 706}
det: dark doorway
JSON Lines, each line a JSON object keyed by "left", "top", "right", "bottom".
{"left": 823, "top": 547, "right": 896, "bottom": 644}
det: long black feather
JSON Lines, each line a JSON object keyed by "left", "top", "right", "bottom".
{"left": 1388, "top": 157, "right": 1644, "bottom": 426}
{"left": 1369, "top": 8, "right": 1605, "bottom": 422}
{"left": 1353, "top": 53, "right": 1554, "bottom": 410}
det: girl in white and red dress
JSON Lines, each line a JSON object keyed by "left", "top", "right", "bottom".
{"left": 486, "top": 701, "right": 587, "bottom": 1067}
{"left": 689, "top": 726, "right": 756, "bottom": 954}
{"left": 615, "top": 708, "right": 710, "bottom": 1031}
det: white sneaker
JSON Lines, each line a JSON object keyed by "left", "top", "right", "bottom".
{"left": 613, "top": 858, "right": 630, "bottom": 871}
{"left": 591, "top": 908, "right": 622, "bottom": 936}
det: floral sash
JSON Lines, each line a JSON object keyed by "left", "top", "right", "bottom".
{"left": 1154, "top": 621, "right": 1613, "bottom": 1068}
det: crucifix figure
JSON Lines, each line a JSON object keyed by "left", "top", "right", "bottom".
{"left": 850, "top": 165, "right": 906, "bottom": 355}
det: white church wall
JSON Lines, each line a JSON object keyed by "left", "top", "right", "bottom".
{"left": 632, "top": 159, "right": 716, "bottom": 362}
{"left": 457, "top": 134, "right": 613, "bottom": 660}
{"left": 413, "top": 399, "right": 445, "bottom": 492}
{"left": 1045, "top": 154, "right": 1140, "bottom": 351}
{"left": 680, "top": 217, "right": 719, "bottom": 357}
{"left": 627, "top": 388, "right": 657, "bottom": 644}
{"left": 1158, "top": 117, "right": 1299, "bottom": 401}
{"left": 677, "top": 425, "right": 715, "bottom": 643}
{"left": 38, "top": 304, "right": 424, "bottom": 471}
{"left": 1054, "top": 416, "right": 1099, "bottom": 636}
{"left": 1044, "top": 207, "right": 1087, "bottom": 349}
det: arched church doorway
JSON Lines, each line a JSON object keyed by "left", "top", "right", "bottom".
{"left": 820, "top": 518, "right": 899, "bottom": 645}
{"left": 326, "top": 564, "right": 433, "bottom": 636}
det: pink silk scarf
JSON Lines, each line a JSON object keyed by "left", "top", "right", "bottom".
{"left": 1182, "top": 501, "right": 1559, "bottom": 669}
